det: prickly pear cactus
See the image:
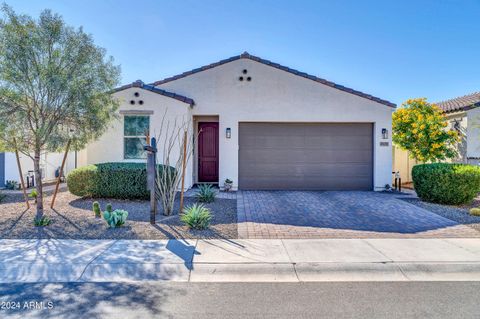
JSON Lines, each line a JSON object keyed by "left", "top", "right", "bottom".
{"left": 102, "top": 209, "right": 128, "bottom": 228}
{"left": 92, "top": 201, "right": 101, "bottom": 218}
{"left": 106, "top": 203, "right": 113, "bottom": 213}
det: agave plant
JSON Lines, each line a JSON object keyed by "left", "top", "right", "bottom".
{"left": 180, "top": 203, "right": 212, "bottom": 230}
{"left": 195, "top": 184, "right": 216, "bottom": 203}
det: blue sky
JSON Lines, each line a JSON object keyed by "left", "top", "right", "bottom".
{"left": 6, "top": 0, "right": 480, "bottom": 105}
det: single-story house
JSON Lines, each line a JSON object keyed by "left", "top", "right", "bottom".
{"left": 393, "top": 92, "right": 480, "bottom": 183}
{"left": 79, "top": 52, "right": 396, "bottom": 191}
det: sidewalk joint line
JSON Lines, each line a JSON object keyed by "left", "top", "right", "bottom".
{"left": 77, "top": 240, "right": 118, "bottom": 282}
{"left": 362, "top": 239, "right": 394, "bottom": 262}
{"left": 280, "top": 239, "right": 300, "bottom": 281}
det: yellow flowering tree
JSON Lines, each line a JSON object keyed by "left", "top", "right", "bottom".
{"left": 392, "top": 98, "right": 459, "bottom": 162}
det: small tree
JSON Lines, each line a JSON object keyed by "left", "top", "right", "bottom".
{"left": 0, "top": 6, "right": 120, "bottom": 219}
{"left": 392, "top": 98, "right": 459, "bottom": 162}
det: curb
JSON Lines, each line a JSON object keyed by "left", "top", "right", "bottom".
{"left": 2, "top": 262, "right": 480, "bottom": 283}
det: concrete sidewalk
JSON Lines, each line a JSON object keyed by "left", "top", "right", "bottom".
{"left": 1, "top": 238, "right": 480, "bottom": 283}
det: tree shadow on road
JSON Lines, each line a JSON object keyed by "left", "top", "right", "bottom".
{"left": 0, "top": 282, "right": 182, "bottom": 319}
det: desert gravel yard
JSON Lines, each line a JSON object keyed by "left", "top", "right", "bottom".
{"left": 0, "top": 190, "right": 237, "bottom": 239}
{"left": 401, "top": 197, "right": 480, "bottom": 232}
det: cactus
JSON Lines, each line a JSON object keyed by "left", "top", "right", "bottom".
{"left": 102, "top": 209, "right": 128, "bottom": 228}
{"left": 106, "top": 203, "right": 113, "bottom": 213}
{"left": 92, "top": 201, "right": 101, "bottom": 218}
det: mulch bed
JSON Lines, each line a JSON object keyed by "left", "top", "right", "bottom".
{"left": 0, "top": 190, "right": 237, "bottom": 239}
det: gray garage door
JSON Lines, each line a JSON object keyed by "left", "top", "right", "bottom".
{"left": 238, "top": 123, "right": 373, "bottom": 190}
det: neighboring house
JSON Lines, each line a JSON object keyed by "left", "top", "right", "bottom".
{"left": 437, "top": 92, "right": 480, "bottom": 165}
{"left": 393, "top": 92, "right": 480, "bottom": 183}
{"left": 79, "top": 52, "right": 396, "bottom": 191}
{"left": 0, "top": 151, "right": 77, "bottom": 188}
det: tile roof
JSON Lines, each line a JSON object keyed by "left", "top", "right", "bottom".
{"left": 436, "top": 92, "right": 480, "bottom": 113}
{"left": 113, "top": 80, "right": 195, "bottom": 106}
{"left": 151, "top": 52, "right": 396, "bottom": 108}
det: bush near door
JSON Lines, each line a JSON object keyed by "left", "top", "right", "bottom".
{"left": 412, "top": 163, "right": 480, "bottom": 205}
{"left": 67, "top": 162, "right": 173, "bottom": 199}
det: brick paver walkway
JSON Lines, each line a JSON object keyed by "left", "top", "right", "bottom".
{"left": 237, "top": 191, "right": 480, "bottom": 239}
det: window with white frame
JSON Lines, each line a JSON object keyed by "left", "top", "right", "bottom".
{"left": 124, "top": 115, "right": 149, "bottom": 159}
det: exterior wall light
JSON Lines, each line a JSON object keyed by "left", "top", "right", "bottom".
{"left": 382, "top": 128, "right": 388, "bottom": 139}
{"left": 226, "top": 127, "right": 231, "bottom": 139}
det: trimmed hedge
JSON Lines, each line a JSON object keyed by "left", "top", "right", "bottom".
{"left": 67, "top": 162, "right": 172, "bottom": 199}
{"left": 412, "top": 163, "right": 480, "bottom": 205}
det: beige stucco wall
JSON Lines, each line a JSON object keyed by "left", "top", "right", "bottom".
{"left": 83, "top": 87, "right": 194, "bottom": 190}
{"left": 155, "top": 58, "right": 394, "bottom": 190}
{"left": 392, "top": 146, "right": 418, "bottom": 183}
{"left": 466, "top": 107, "right": 480, "bottom": 163}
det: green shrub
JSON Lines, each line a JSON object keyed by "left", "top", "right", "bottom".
{"left": 5, "top": 180, "right": 18, "bottom": 190}
{"left": 29, "top": 188, "right": 38, "bottom": 203}
{"left": 196, "top": 184, "right": 216, "bottom": 203}
{"left": 470, "top": 208, "right": 480, "bottom": 216}
{"left": 92, "top": 201, "right": 101, "bottom": 217}
{"left": 0, "top": 191, "right": 5, "bottom": 203}
{"left": 412, "top": 163, "right": 480, "bottom": 205}
{"left": 102, "top": 209, "right": 128, "bottom": 228}
{"left": 67, "top": 162, "right": 172, "bottom": 199}
{"left": 33, "top": 216, "right": 51, "bottom": 227}
{"left": 181, "top": 203, "right": 212, "bottom": 230}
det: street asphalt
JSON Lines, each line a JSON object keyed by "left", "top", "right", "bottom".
{"left": 0, "top": 281, "right": 479, "bottom": 319}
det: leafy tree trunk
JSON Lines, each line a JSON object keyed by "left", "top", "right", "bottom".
{"left": 33, "top": 150, "right": 43, "bottom": 218}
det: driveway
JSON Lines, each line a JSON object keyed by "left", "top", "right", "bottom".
{"left": 237, "top": 191, "right": 480, "bottom": 239}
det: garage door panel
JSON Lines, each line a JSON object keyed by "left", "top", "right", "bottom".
{"left": 242, "top": 135, "right": 372, "bottom": 151}
{"left": 241, "top": 149, "right": 372, "bottom": 163}
{"left": 240, "top": 163, "right": 372, "bottom": 177}
{"left": 240, "top": 176, "right": 373, "bottom": 190}
{"left": 239, "top": 123, "right": 373, "bottom": 190}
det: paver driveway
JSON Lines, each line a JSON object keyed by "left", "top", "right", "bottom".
{"left": 237, "top": 191, "right": 480, "bottom": 239}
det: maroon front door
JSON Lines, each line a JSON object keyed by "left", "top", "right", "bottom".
{"left": 198, "top": 122, "right": 219, "bottom": 183}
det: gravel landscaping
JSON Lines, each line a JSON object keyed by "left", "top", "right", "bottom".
{"left": 0, "top": 190, "right": 237, "bottom": 239}
{"left": 401, "top": 197, "right": 480, "bottom": 232}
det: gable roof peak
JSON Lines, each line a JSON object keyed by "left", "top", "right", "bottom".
{"left": 113, "top": 80, "right": 195, "bottom": 106}
{"left": 151, "top": 52, "right": 396, "bottom": 108}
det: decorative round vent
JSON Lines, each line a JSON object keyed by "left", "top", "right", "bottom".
{"left": 242, "top": 69, "right": 248, "bottom": 74}
{"left": 134, "top": 92, "right": 140, "bottom": 97}
{"left": 139, "top": 100, "right": 144, "bottom": 105}
{"left": 130, "top": 100, "right": 135, "bottom": 105}
{"left": 247, "top": 77, "right": 252, "bottom": 81}
{"left": 239, "top": 76, "right": 244, "bottom": 81}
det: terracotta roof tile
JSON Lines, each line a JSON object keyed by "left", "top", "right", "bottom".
{"left": 436, "top": 92, "right": 480, "bottom": 113}
{"left": 113, "top": 80, "right": 195, "bottom": 106}
{"left": 151, "top": 52, "right": 396, "bottom": 108}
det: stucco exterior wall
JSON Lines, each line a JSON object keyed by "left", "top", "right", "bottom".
{"left": 392, "top": 145, "right": 418, "bottom": 183}
{"left": 467, "top": 107, "right": 480, "bottom": 163}
{"left": 156, "top": 58, "right": 393, "bottom": 190}
{"left": 84, "top": 87, "right": 194, "bottom": 189}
